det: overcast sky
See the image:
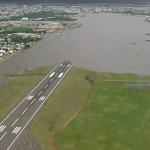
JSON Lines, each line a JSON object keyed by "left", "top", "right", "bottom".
{"left": 0, "top": 0, "right": 150, "bottom": 5}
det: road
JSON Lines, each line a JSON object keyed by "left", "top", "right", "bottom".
{"left": 0, "top": 61, "right": 74, "bottom": 150}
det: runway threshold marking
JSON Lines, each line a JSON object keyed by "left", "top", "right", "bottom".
{"left": 49, "top": 72, "right": 55, "bottom": 77}
{"left": 7, "top": 63, "right": 74, "bottom": 150}
{"left": 22, "top": 108, "right": 28, "bottom": 115}
{"left": 0, "top": 125, "right": 6, "bottom": 132}
{"left": 0, "top": 132, "right": 7, "bottom": 140}
{"left": 0, "top": 62, "right": 61, "bottom": 125}
{"left": 39, "top": 96, "right": 46, "bottom": 101}
{"left": 11, "top": 119, "right": 19, "bottom": 127}
{"left": 12, "top": 127, "right": 22, "bottom": 134}
{"left": 58, "top": 73, "right": 64, "bottom": 78}
{"left": 27, "top": 95, "right": 34, "bottom": 100}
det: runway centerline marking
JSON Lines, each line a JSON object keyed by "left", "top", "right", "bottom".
{"left": 44, "top": 84, "right": 48, "bottom": 89}
{"left": 38, "top": 91, "right": 43, "bottom": 96}
{"left": 55, "top": 73, "right": 58, "bottom": 76}
{"left": 0, "top": 62, "right": 61, "bottom": 125}
{"left": 22, "top": 108, "right": 28, "bottom": 115}
{"left": 12, "top": 127, "right": 22, "bottom": 134}
{"left": 30, "top": 98, "right": 36, "bottom": 105}
{"left": 50, "top": 78, "right": 53, "bottom": 82}
{"left": 59, "top": 69, "right": 62, "bottom": 72}
{"left": 49, "top": 72, "right": 55, "bottom": 77}
{"left": 0, "top": 132, "right": 7, "bottom": 140}
{"left": 58, "top": 73, "right": 64, "bottom": 78}
{"left": 0, "top": 125, "right": 6, "bottom": 132}
{"left": 11, "top": 119, "right": 19, "bottom": 127}
{"left": 7, "top": 63, "right": 74, "bottom": 150}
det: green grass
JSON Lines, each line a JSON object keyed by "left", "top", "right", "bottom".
{"left": 54, "top": 72, "right": 150, "bottom": 150}
{"left": 0, "top": 67, "right": 52, "bottom": 120}
{"left": 31, "top": 68, "right": 94, "bottom": 150}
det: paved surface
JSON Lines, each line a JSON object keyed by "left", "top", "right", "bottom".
{"left": 0, "top": 61, "right": 73, "bottom": 150}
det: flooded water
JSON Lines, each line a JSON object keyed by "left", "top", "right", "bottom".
{"left": 0, "top": 13, "right": 150, "bottom": 87}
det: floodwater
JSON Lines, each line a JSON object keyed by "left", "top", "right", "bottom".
{"left": 0, "top": 13, "right": 150, "bottom": 87}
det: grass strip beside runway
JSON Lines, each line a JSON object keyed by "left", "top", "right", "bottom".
{"left": 54, "top": 72, "right": 150, "bottom": 150}
{"left": 31, "top": 68, "right": 95, "bottom": 150}
{"left": 0, "top": 67, "right": 52, "bottom": 120}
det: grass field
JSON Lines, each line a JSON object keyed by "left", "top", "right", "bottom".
{"left": 0, "top": 67, "right": 52, "bottom": 120}
{"left": 31, "top": 68, "right": 95, "bottom": 150}
{"left": 54, "top": 72, "right": 150, "bottom": 150}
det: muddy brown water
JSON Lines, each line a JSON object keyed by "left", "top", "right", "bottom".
{"left": 0, "top": 13, "right": 150, "bottom": 88}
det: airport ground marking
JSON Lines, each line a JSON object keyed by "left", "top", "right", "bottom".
{"left": 7, "top": 63, "right": 74, "bottom": 150}
{"left": 12, "top": 127, "right": 22, "bottom": 134}
{"left": 11, "top": 119, "right": 19, "bottom": 127}
{"left": 0, "top": 62, "right": 61, "bottom": 125}
{"left": 0, "top": 132, "right": 7, "bottom": 140}
{"left": 0, "top": 125, "right": 6, "bottom": 132}
{"left": 22, "top": 108, "right": 28, "bottom": 115}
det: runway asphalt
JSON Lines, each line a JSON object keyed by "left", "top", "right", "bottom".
{"left": 0, "top": 60, "right": 74, "bottom": 150}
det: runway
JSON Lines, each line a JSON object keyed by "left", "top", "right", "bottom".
{"left": 0, "top": 61, "right": 74, "bottom": 150}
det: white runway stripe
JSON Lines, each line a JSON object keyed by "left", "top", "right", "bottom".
{"left": 27, "top": 95, "right": 34, "bottom": 100}
{"left": 58, "top": 73, "right": 64, "bottom": 78}
{"left": 0, "top": 125, "right": 6, "bottom": 132}
{"left": 12, "top": 127, "right": 22, "bottom": 134}
{"left": 39, "top": 96, "right": 46, "bottom": 101}
{"left": 67, "top": 64, "right": 70, "bottom": 67}
{"left": 49, "top": 72, "right": 55, "bottom": 77}
{"left": 59, "top": 64, "right": 63, "bottom": 66}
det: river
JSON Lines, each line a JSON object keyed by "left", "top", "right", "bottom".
{"left": 0, "top": 13, "right": 150, "bottom": 88}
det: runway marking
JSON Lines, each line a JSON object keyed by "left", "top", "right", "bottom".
{"left": 0, "top": 62, "right": 61, "bottom": 125}
{"left": 49, "top": 72, "right": 55, "bottom": 77}
{"left": 30, "top": 98, "right": 36, "bottom": 105}
{"left": 39, "top": 96, "right": 46, "bottom": 101}
{"left": 0, "top": 125, "right": 6, "bottom": 132}
{"left": 50, "top": 78, "right": 53, "bottom": 82}
{"left": 59, "top": 64, "right": 63, "bottom": 66}
{"left": 7, "top": 63, "right": 74, "bottom": 150}
{"left": 27, "top": 95, "right": 34, "bottom": 100}
{"left": 11, "top": 119, "right": 19, "bottom": 127}
{"left": 63, "top": 65, "right": 65, "bottom": 68}
{"left": 44, "top": 84, "right": 48, "bottom": 89}
{"left": 67, "top": 64, "right": 70, "bottom": 67}
{"left": 55, "top": 73, "right": 58, "bottom": 76}
{"left": 59, "top": 69, "right": 62, "bottom": 72}
{"left": 0, "top": 132, "right": 7, "bottom": 140}
{"left": 12, "top": 127, "right": 22, "bottom": 134}
{"left": 22, "top": 108, "right": 28, "bottom": 115}
{"left": 58, "top": 73, "right": 64, "bottom": 78}
{"left": 38, "top": 91, "right": 43, "bottom": 96}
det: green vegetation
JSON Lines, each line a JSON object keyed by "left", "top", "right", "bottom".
{"left": 55, "top": 72, "right": 150, "bottom": 150}
{"left": 0, "top": 67, "right": 52, "bottom": 120}
{"left": 31, "top": 68, "right": 150, "bottom": 150}
{"left": 31, "top": 68, "right": 94, "bottom": 150}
